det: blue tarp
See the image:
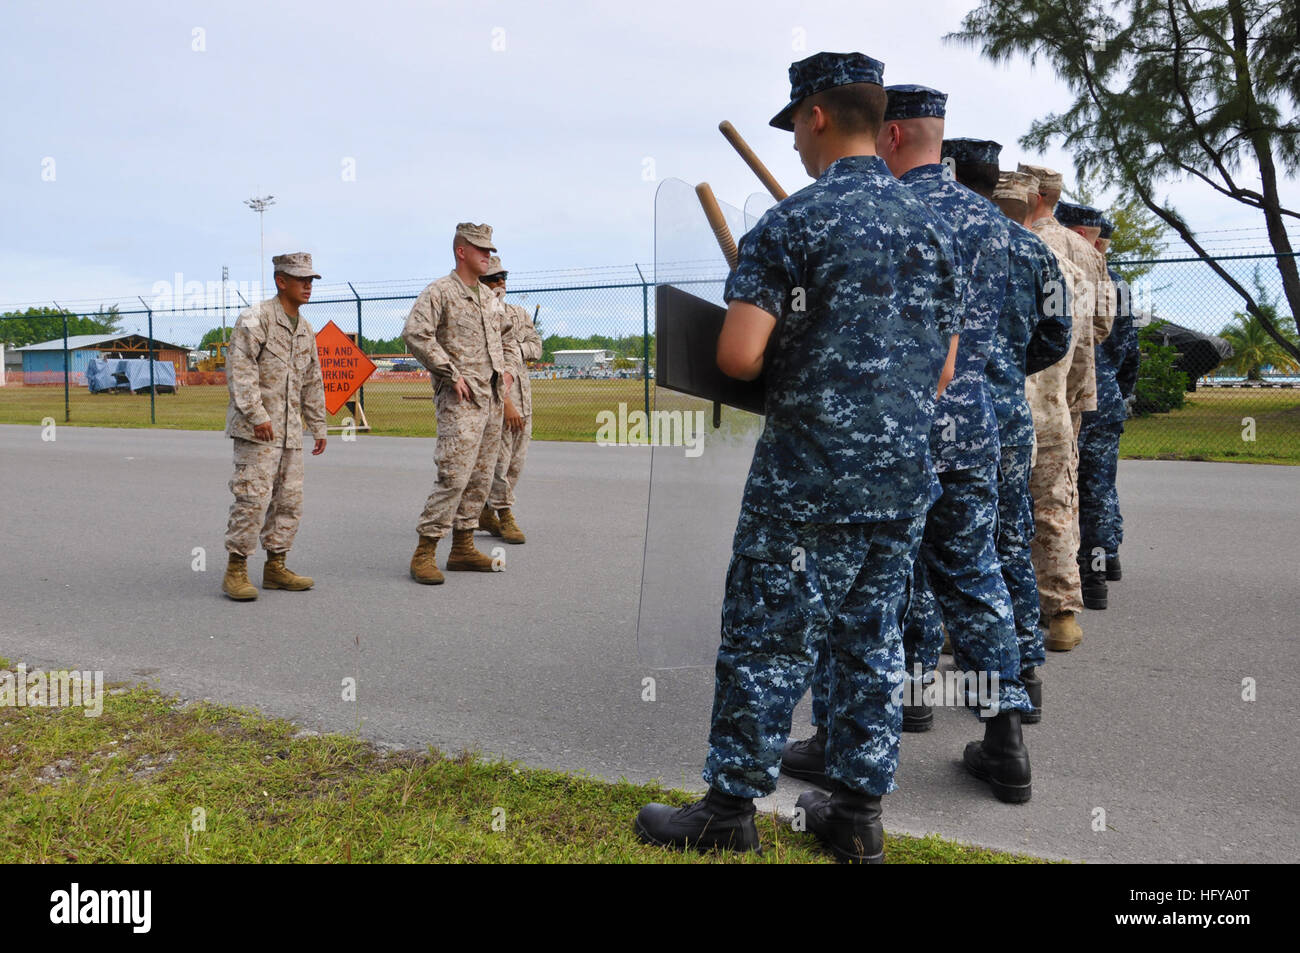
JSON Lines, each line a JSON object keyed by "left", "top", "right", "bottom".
{"left": 85, "top": 359, "right": 119, "bottom": 393}
{"left": 86, "top": 359, "right": 176, "bottom": 393}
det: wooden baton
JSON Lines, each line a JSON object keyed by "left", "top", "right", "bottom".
{"left": 718, "top": 120, "right": 789, "bottom": 201}
{"left": 695, "top": 182, "right": 739, "bottom": 271}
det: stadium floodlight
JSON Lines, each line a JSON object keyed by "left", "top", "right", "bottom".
{"left": 244, "top": 194, "right": 276, "bottom": 297}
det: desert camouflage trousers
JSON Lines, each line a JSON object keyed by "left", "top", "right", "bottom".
{"left": 1030, "top": 439, "right": 1083, "bottom": 617}
{"left": 416, "top": 384, "right": 504, "bottom": 538}
{"left": 487, "top": 414, "right": 531, "bottom": 509}
{"left": 703, "top": 508, "right": 926, "bottom": 798}
{"left": 225, "top": 438, "right": 304, "bottom": 556}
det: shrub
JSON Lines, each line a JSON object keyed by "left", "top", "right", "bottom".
{"left": 1134, "top": 321, "right": 1188, "bottom": 416}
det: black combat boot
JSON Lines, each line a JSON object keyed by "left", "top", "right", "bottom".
{"left": 795, "top": 783, "right": 885, "bottom": 864}
{"left": 903, "top": 702, "right": 933, "bottom": 732}
{"left": 1106, "top": 552, "right": 1122, "bottom": 581}
{"left": 634, "top": 787, "right": 759, "bottom": 853}
{"left": 1079, "top": 556, "right": 1108, "bottom": 610}
{"left": 780, "top": 726, "right": 828, "bottom": 787}
{"left": 1021, "top": 666, "right": 1042, "bottom": 724}
{"left": 963, "top": 710, "right": 1032, "bottom": 803}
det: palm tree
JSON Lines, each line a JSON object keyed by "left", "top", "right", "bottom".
{"left": 1218, "top": 268, "right": 1300, "bottom": 380}
{"left": 1219, "top": 313, "right": 1300, "bottom": 380}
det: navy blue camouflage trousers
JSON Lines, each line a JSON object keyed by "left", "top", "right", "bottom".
{"left": 837, "top": 463, "right": 1034, "bottom": 716}
{"left": 1077, "top": 417, "right": 1124, "bottom": 563}
{"left": 704, "top": 507, "right": 926, "bottom": 798}
{"left": 998, "top": 445, "right": 1044, "bottom": 670}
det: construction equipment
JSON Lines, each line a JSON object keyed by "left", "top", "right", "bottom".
{"left": 196, "top": 341, "right": 229, "bottom": 372}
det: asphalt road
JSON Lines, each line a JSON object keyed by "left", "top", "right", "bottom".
{"left": 1, "top": 423, "right": 1296, "bottom": 862}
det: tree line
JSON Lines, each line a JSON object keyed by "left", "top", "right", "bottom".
{"left": 0, "top": 306, "right": 122, "bottom": 349}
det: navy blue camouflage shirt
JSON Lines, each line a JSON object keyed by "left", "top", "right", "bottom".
{"left": 724, "top": 154, "right": 961, "bottom": 522}
{"left": 1088, "top": 267, "right": 1139, "bottom": 425}
{"left": 899, "top": 164, "right": 1009, "bottom": 471}
{"left": 989, "top": 221, "right": 1073, "bottom": 448}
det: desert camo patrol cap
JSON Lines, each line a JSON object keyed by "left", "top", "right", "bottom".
{"left": 993, "top": 173, "right": 1032, "bottom": 204}
{"left": 271, "top": 252, "right": 320, "bottom": 279}
{"left": 1017, "top": 162, "right": 1063, "bottom": 191}
{"left": 999, "top": 170, "right": 1040, "bottom": 196}
{"left": 455, "top": 222, "right": 497, "bottom": 252}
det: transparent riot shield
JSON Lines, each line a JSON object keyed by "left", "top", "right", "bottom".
{"left": 636, "top": 179, "right": 764, "bottom": 668}
{"left": 744, "top": 191, "right": 775, "bottom": 230}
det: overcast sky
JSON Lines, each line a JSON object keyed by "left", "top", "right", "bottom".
{"left": 3, "top": 0, "right": 1295, "bottom": 313}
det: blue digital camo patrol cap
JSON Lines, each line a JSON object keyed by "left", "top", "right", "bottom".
{"left": 1056, "top": 201, "right": 1104, "bottom": 228}
{"left": 883, "top": 84, "right": 947, "bottom": 121}
{"left": 942, "top": 138, "right": 1003, "bottom": 166}
{"left": 1099, "top": 216, "right": 1115, "bottom": 239}
{"left": 770, "top": 51, "right": 886, "bottom": 131}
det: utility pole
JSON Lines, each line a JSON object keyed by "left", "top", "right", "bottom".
{"left": 221, "top": 265, "right": 229, "bottom": 343}
{"left": 244, "top": 193, "right": 275, "bottom": 297}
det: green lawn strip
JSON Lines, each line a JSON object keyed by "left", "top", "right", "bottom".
{"left": 0, "top": 663, "right": 1048, "bottom": 864}
{"left": 5, "top": 380, "right": 1299, "bottom": 461}
{"left": 1120, "top": 389, "right": 1300, "bottom": 464}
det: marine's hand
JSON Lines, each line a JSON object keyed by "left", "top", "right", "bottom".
{"left": 253, "top": 422, "right": 274, "bottom": 442}
{"left": 504, "top": 400, "right": 524, "bottom": 433}
{"left": 313, "top": 438, "right": 327, "bottom": 456}
{"left": 454, "top": 377, "right": 473, "bottom": 402}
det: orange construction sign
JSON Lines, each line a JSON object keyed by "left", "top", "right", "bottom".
{"left": 315, "top": 321, "right": 377, "bottom": 415}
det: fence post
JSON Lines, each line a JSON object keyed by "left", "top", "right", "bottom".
{"left": 54, "top": 301, "right": 69, "bottom": 422}
{"left": 636, "top": 264, "right": 649, "bottom": 417}
{"left": 139, "top": 297, "right": 155, "bottom": 424}
{"left": 349, "top": 281, "right": 364, "bottom": 412}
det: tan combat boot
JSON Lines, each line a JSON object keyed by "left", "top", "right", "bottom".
{"left": 479, "top": 504, "right": 502, "bottom": 536}
{"left": 410, "top": 535, "right": 444, "bottom": 585}
{"left": 1045, "top": 612, "right": 1083, "bottom": 651}
{"left": 222, "top": 553, "right": 258, "bottom": 601}
{"left": 445, "top": 528, "right": 497, "bottom": 572}
{"left": 497, "top": 508, "right": 526, "bottom": 545}
{"left": 263, "top": 551, "right": 314, "bottom": 591}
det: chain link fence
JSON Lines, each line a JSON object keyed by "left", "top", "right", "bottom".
{"left": 0, "top": 268, "right": 659, "bottom": 443}
{"left": 1115, "top": 252, "right": 1299, "bottom": 464}
{"left": 2, "top": 255, "right": 1297, "bottom": 462}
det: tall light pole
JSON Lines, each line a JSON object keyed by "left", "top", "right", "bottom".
{"left": 244, "top": 193, "right": 275, "bottom": 297}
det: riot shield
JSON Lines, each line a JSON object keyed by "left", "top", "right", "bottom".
{"left": 636, "top": 179, "right": 764, "bottom": 668}
{"left": 744, "top": 191, "right": 775, "bottom": 230}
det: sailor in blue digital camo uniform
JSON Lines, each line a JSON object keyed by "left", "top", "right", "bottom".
{"left": 835, "top": 89, "right": 1040, "bottom": 799}
{"left": 1077, "top": 215, "right": 1139, "bottom": 609}
{"left": 635, "top": 52, "right": 961, "bottom": 863}
{"left": 783, "top": 97, "right": 1037, "bottom": 806}
{"left": 988, "top": 170, "right": 1073, "bottom": 720}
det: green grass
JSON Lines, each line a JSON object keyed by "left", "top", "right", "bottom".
{"left": 0, "top": 378, "right": 760, "bottom": 442}
{"left": 13, "top": 378, "right": 1291, "bottom": 464}
{"left": 0, "top": 379, "right": 664, "bottom": 442}
{"left": 1121, "top": 388, "right": 1300, "bottom": 464}
{"left": 0, "top": 659, "right": 1048, "bottom": 864}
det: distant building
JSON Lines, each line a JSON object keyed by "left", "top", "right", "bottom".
{"left": 552, "top": 349, "right": 614, "bottom": 368}
{"left": 1, "top": 344, "right": 17, "bottom": 383}
{"left": 16, "top": 333, "right": 191, "bottom": 385}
